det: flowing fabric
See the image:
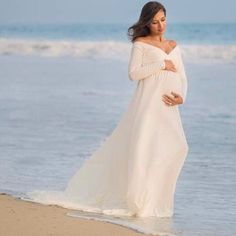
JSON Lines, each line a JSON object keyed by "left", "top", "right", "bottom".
{"left": 24, "top": 41, "right": 189, "bottom": 218}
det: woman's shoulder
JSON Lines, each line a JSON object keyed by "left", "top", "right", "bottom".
{"left": 133, "top": 37, "right": 147, "bottom": 43}
{"left": 131, "top": 37, "right": 147, "bottom": 51}
{"left": 133, "top": 37, "right": 148, "bottom": 48}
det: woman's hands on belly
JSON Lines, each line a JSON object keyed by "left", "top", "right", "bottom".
{"left": 162, "top": 92, "right": 183, "bottom": 106}
{"left": 161, "top": 66, "right": 183, "bottom": 106}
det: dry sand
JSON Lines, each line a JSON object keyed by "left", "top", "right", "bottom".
{"left": 0, "top": 193, "right": 144, "bottom": 236}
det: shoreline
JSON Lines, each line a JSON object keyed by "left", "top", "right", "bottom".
{"left": 0, "top": 193, "right": 144, "bottom": 236}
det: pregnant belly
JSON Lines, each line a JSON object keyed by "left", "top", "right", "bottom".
{"left": 161, "top": 71, "right": 182, "bottom": 96}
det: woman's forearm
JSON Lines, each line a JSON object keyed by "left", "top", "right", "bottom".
{"left": 128, "top": 45, "right": 165, "bottom": 81}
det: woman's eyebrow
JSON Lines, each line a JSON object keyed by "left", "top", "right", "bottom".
{"left": 152, "top": 17, "right": 165, "bottom": 22}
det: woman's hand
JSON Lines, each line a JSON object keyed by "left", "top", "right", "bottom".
{"left": 164, "top": 60, "right": 177, "bottom": 72}
{"left": 162, "top": 91, "right": 183, "bottom": 106}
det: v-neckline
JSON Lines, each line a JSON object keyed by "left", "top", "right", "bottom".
{"left": 134, "top": 41, "right": 178, "bottom": 56}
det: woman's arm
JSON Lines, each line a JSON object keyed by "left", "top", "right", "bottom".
{"left": 177, "top": 46, "right": 188, "bottom": 103}
{"left": 128, "top": 44, "right": 165, "bottom": 81}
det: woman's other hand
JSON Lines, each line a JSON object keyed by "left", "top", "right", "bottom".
{"left": 162, "top": 91, "right": 183, "bottom": 106}
{"left": 164, "top": 60, "right": 177, "bottom": 72}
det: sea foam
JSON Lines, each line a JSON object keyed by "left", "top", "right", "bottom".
{"left": 0, "top": 38, "right": 236, "bottom": 63}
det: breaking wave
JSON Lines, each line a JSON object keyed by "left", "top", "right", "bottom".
{"left": 0, "top": 38, "right": 235, "bottom": 63}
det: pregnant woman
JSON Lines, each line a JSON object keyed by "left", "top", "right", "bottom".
{"left": 24, "top": 1, "right": 189, "bottom": 218}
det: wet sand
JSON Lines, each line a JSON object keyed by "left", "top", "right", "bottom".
{"left": 0, "top": 193, "right": 144, "bottom": 236}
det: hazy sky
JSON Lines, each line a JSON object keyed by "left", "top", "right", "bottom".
{"left": 0, "top": 0, "right": 236, "bottom": 25}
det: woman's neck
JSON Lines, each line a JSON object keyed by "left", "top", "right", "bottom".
{"left": 148, "top": 34, "right": 165, "bottom": 42}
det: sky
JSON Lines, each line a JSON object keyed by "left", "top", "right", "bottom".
{"left": 0, "top": 0, "right": 236, "bottom": 25}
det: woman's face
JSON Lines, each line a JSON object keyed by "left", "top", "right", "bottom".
{"left": 148, "top": 9, "right": 166, "bottom": 35}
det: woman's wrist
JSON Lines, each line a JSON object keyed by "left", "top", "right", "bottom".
{"left": 161, "top": 60, "right": 166, "bottom": 70}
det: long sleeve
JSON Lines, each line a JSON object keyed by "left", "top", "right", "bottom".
{"left": 177, "top": 46, "right": 188, "bottom": 103}
{"left": 128, "top": 44, "right": 165, "bottom": 81}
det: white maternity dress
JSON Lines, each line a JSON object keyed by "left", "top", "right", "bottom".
{"left": 24, "top": 41, "right": 189, "bottom": 218}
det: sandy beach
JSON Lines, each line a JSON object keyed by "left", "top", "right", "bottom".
{"left": 0, "top": 193, "right": 144, "bottom": 236}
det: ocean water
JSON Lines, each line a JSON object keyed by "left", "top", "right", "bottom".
{"left": 0, "top": 23, "right": 236, "bottom": 63}
{"left": 0, "top": 23, "right": 236, "bottom": 235}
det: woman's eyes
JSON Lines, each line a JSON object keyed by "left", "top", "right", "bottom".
{"left": 152, "top": 19, "right": 166, "bottom": 24}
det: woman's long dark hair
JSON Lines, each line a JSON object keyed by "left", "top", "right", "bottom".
{"left": 127, "top": 1, "right": 166, "bottom": 42}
